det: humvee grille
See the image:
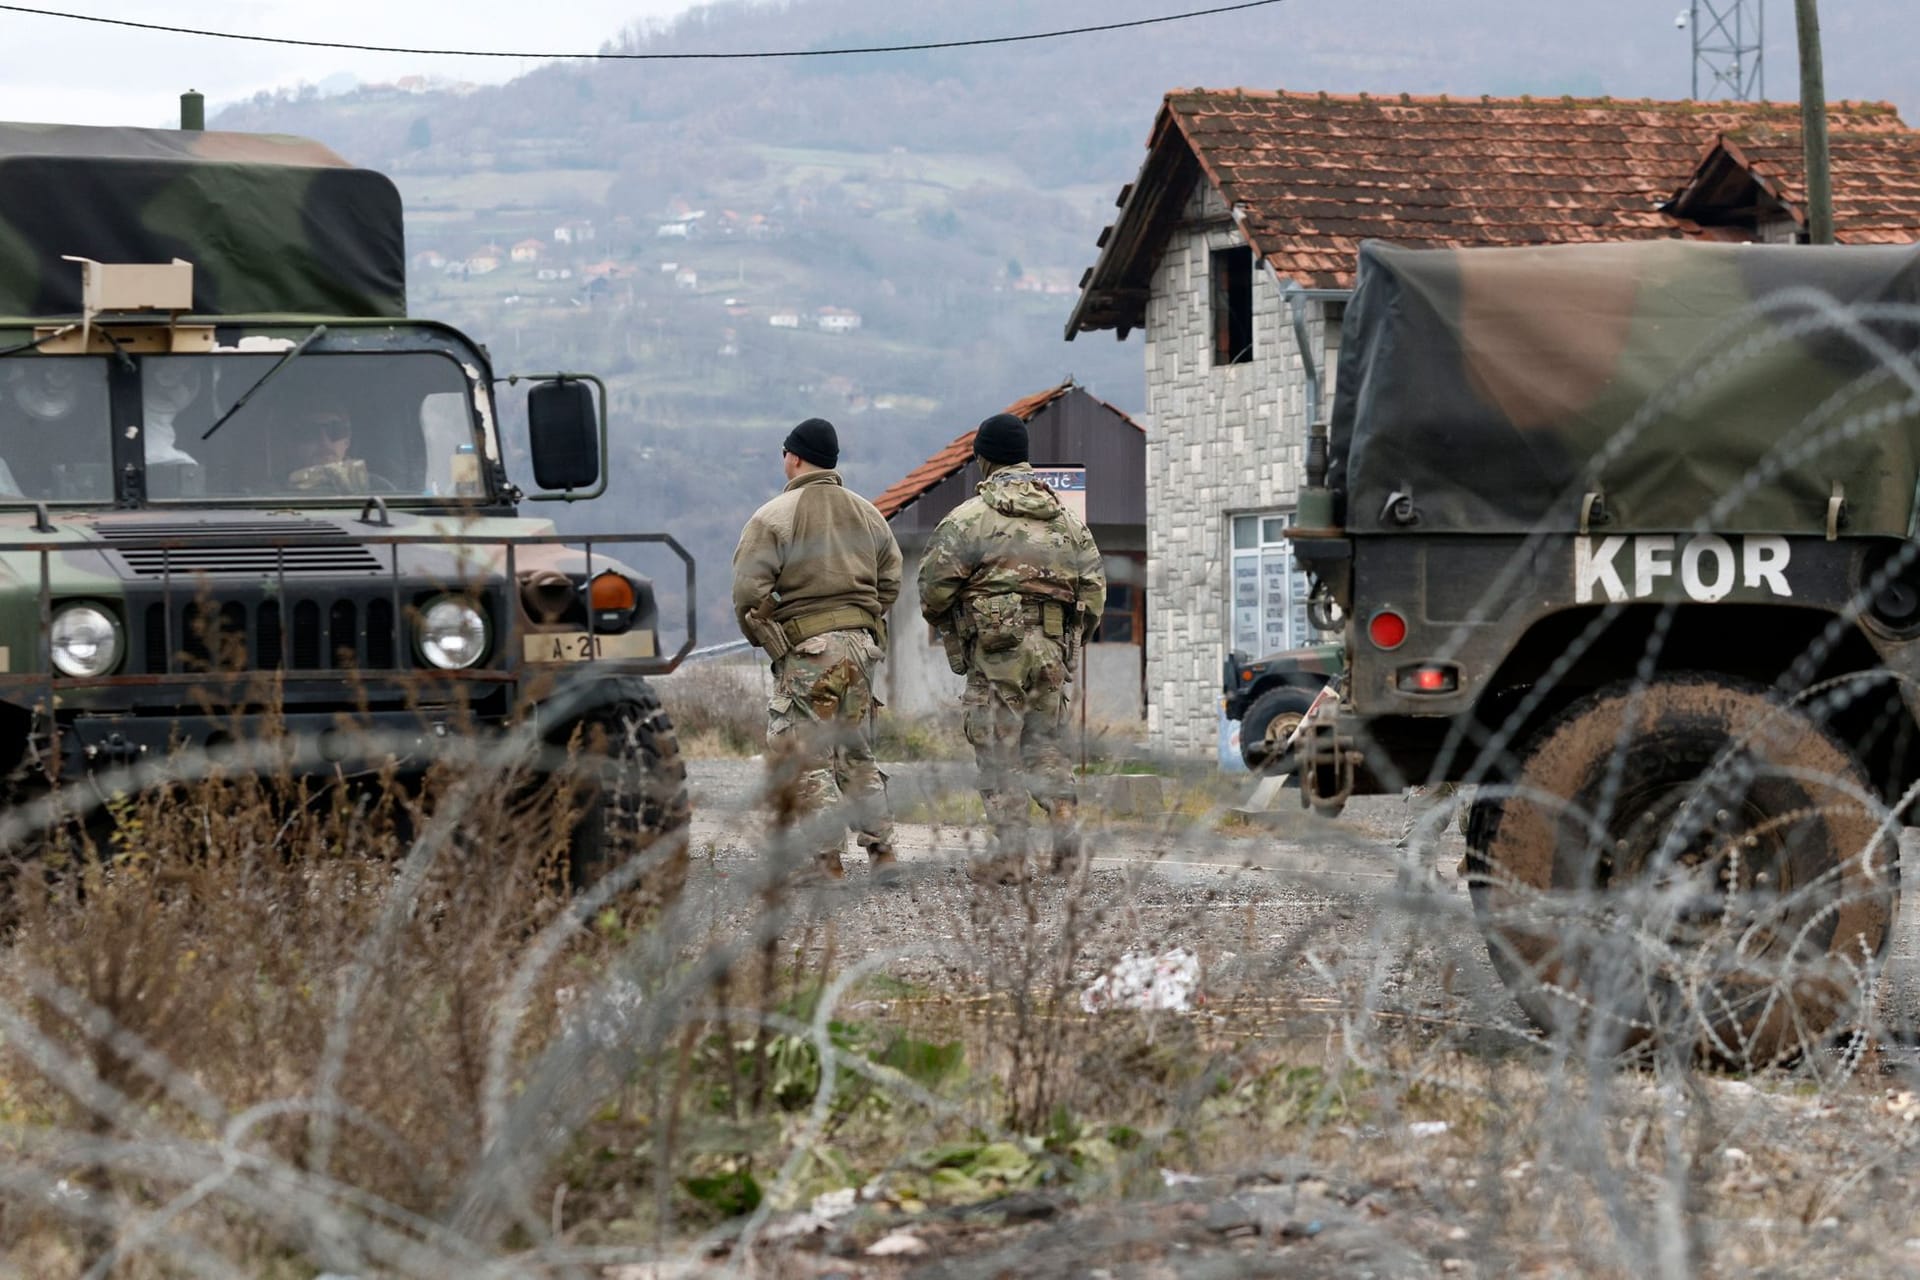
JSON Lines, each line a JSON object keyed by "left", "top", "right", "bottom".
{"left": 142, "top": 595, "right": 406, "bottom": 673}
{"left": 99, "top": 520, "right": 387, "bottom": 578}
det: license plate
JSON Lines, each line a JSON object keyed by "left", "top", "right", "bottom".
{"left": 523, "top": 630, "right": 656, "bottom": 663}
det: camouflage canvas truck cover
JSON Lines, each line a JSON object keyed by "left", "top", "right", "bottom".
{"left": 1289, "top": 239, "right": 1920, "bottom": 1062}
{"left": 0, "top": 121, "right": 693, "bottom": 890}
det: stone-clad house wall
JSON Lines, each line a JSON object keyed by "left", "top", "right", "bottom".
{"left": 1143, "top": 183, "right": 1339, "bottom": 758}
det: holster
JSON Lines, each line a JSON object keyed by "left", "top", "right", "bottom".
{"left": 746, "top": 607, "right": 790, "bottom": 661}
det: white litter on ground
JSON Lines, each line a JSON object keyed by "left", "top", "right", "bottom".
{"left": 1081, "top": 947, "right": 1201, "bottom": 1013}
{"left": 1408, "top": 1121, "right": 1450, "bottom": 1138}
{"left": 866, "top": 1231, "right": 930, "bottom": 1256}
{"left": 810, "top": 1187, "right": 858, "bottom": 1219}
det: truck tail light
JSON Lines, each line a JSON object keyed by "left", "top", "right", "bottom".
{"left": 1367, "top": 610, "right": 1408, "bottom": 650}
{"left": 1396, "top": 663, "right": 1460, "bottom": 694}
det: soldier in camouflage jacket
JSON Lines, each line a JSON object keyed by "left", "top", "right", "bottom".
{"left": 733, "top": 418, "right": 902, "bottom": 881}
{"left": 919, "top": 414, "right": 1106, "bottom": 883}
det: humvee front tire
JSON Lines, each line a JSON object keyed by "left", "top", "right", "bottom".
{"left": 551, "top": 679, "right": 691, "bottom": 911}
{"left": 1240, "top": 685, "right": 1319, "bottom": 774}
{"left": 1466, "top": 674, "right": 1896, "bottom": 1065}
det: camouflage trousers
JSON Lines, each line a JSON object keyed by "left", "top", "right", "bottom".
{"left": 963, "top": 629, "right": 1077, "bottom": 861}
{"left": 766, "top": 629, "right": 892, "bottom": 859}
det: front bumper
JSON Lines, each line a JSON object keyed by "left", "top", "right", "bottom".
{"left": 59, "top": 705, "right": 489, "bottom": 776}
{"left": 50, "top": 664, "right": 657, "bottom": 782}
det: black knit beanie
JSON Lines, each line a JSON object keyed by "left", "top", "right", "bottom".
{"left": 973, "top": 413, "right": 1029, "bottom": 465}
{"left": 783, "top": 417, "right": 838, "bottom": 469}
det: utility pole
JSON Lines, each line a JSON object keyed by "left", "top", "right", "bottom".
{"left": 1687, "top": 1, "right": 1764, "bottom": 101}
{"left": 1794, "top": 0, "right": 1834, "bottom": 244}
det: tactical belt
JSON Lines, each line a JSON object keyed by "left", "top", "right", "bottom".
{"left": 781, "top": 605, "right": 882, "bottom": 644}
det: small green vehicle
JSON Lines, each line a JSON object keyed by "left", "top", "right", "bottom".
{"left": 0, "top": 120, "right": 693, "bottom": 884}
{"left": 1289, "top": 239, "right": 1920, "bottom": 1062}
{"left": 1222, "top": 642, "right": 1341, "bottom": 773}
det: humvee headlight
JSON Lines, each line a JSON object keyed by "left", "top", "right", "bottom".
{"left": 50, "top": 603, "right": 123, "bottom": 677}
{"left": 418, "top": 598, "right": 489, "bottom": 670}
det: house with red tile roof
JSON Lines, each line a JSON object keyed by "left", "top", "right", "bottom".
{"left": 875, "top": 382, "right": 1148, "bottom": 722}
{"left": 1066, "top": 88, "right": 1920, "bottom": 759}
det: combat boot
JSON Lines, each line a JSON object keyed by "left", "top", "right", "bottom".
{"left": 866, "top": 842, "right": 902, "bottom": 885}
{"left": 796, "top": 849, "right": 845, "bottom": 885}
{"left": 1048, "top": 800, "right": 1085, "bottom": 876}
{"left": 966, "top": 852, "right": 1028, "bottom": 886}
{"left": 967, "top": 826, "right": 1029, "bottom": 886}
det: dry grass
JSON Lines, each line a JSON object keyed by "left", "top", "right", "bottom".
{"left": 3, "top": 713, "right": 1919, "bottom": 1278}
{"left": 655, "top": 659, "right": 766, "bottom": 758}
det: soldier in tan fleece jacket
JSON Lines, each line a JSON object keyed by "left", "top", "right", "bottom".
{"left": 731, "top": 417, "right": 903, "bottom": 880}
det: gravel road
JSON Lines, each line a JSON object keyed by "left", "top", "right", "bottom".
{"left": 686, "top": 757, "right": 1920, "bottom": 1037}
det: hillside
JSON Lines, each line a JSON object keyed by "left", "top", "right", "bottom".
{"left": 209, "top": 0, "right": 1920, "bottom": 641}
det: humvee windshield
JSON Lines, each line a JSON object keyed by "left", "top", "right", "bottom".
{"left": 0, "top": 351, "right": 484, "bottom": 504}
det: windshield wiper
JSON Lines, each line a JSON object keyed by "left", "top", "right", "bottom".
{"left": 200, "top": 324, "right": 328, "bottom": 442}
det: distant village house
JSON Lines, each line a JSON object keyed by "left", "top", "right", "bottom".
{"left": 1067, "top": 90, "right": 1920, "bottom": 758}
{"left": 815, "top": 306, "right": 862, "bottom": 333}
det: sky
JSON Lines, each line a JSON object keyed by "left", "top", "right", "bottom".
{"left": 0, "top": 0, "right": 700, "bottom": 128}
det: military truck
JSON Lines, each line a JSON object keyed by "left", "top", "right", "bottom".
{"left": 0, "top": 120, "right": 692, "bottom": 885}
{"left": 1288, "top": 239, "right": 1920, "bottom": 1061}
{"left": 1222, "top": 642, "right": 1340, "bottom": 773}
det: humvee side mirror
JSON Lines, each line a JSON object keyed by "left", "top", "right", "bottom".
{"left": 525, "top": 376, "right": 605, "bottom": 500}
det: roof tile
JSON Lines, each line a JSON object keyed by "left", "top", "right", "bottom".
{"left": 872, "top": 383, "right": 1141, "bottom": 521}
{"left": 1070, "top": 90, "right": 1920, "bottom": 331}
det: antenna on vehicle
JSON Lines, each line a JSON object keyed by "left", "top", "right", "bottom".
{"left": 180, "top": 89, "right": 205, "bottom": 132}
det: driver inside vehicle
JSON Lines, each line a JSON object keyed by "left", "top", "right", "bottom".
{"left": 278, "top": 403, "right": 380, "bottom": 492}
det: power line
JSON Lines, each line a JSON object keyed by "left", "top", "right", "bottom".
{"left": 0, "top": 0, "right": 1289, "bottom": 60}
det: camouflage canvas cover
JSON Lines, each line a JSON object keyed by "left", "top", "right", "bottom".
{"left": 0, "top": 123, "right": 404, "bottom": 318}
{"left": 1328, "top": 240, "right": 1920, "bottom": 536}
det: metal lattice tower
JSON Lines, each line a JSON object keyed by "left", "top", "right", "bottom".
{"left": 1689, "top": 1, "right": 1765, "bottom": 101}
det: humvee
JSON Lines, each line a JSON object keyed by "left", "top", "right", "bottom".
{"left": 0, "top": 120, "right": 693, "bottom": 885}
{"left": 1289, "top": 239, "right": 1920, "bottom": 1061}
{"left": 1222, "top": 642, "right": 1340, "bottom": 773}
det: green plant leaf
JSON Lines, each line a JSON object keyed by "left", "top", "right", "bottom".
{"left": 682, "top": 1168, "right": 762, "bottom": 1217}
{"left": 879, "top": 1036, "right": 964, "bottom": 1087}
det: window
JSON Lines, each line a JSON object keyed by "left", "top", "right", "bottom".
{"left": 140, "top": 352, "right": 480, "bottom": 502}
{"left": 0, "top": 358, "right": 114, "bottom": 501}
{"left": 1210, "top": 245, "right": 1253, "bottom": 366}
{"left": 1096, "top": 554, "right": 1146, "bottom": 643}
{"left": 1230, "top": 512, "right": 1317, "bottom": 657}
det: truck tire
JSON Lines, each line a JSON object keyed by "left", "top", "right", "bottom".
{"left": 554, "top": 681, "right": 691, "bottom": 911}
{"left": 1465, "top": 674, "right": 1896, "bottom": 1065}
{"left": 1239, "top": 685, "right": 1320, "bottom": 773}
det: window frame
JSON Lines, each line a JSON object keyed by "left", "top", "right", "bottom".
{"left": 1209, "top": 244, "right": 1254, "bottom": 367}
{"left": 1228, "top": 509, "right": 1318, "bottom": 658}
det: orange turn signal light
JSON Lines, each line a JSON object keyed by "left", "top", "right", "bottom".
{"left": 588, "top": 572, "right": 636, "bottom": 613}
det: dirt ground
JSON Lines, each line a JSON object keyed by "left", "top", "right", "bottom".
{"left": 663, "top": 759, "right": 1920, "bottom": 1280}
